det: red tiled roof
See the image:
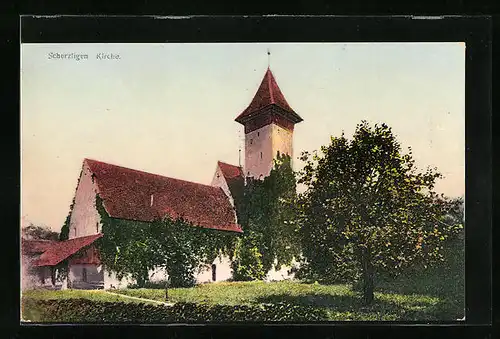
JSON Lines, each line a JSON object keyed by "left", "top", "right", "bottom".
{"left": 32, "top": 234, "right": 103, "bottom": 267}
{"left": 216, "top": 161, "right": 245, "bottom": 206}
{"left": 21, "top": 239, "right": 58, "bottom": 256}
{"left": 235, "top": 68, "right": 302, "bottom": 124}
{"left": 85, "top": 159, "right": 242, "bottom": 233}
{"left": 68, "top": 245, "right": 101, "bottom": 265}
{"left": 218, "top": 161, "right": 243, "bottom": 181}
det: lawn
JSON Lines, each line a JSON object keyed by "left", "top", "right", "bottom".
{"left": 108, "top": 280, "right": 462, "bottom": 321}
{"left": 22, "top": 277, "right": 464, "bottom": 322}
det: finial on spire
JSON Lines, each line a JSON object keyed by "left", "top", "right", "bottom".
{"left": 267, "top": 48, "right": 271, "bottom": 68}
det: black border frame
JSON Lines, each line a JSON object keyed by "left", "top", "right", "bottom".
{"left": 14, "top": 15, "right": 492, "bottom": 338}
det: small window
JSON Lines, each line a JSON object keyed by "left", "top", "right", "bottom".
{"left": 216, "top": 173, "right": 220, "bottom": 179}
{"left": 260, "top": 152, "right": 263, "bottom": 159}
{"left": 257, "top": 132, "right": 260, "bottom": 137}
{"left": 250, "top": 139, "right": 253, "bottom": 145}
{"left": 82, "top": 268, "right": 87, "bottom": 282}
{"left": 211, "top": 264, "right": 217, "bottom": 281}
{"left": 74, "top": 228, "right": 77, "bottom": 237}
{"left": 96, "top": 222, "right": 99, "bottom": 233}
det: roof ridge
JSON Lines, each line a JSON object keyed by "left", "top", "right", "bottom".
{"left": 268, "top": 68, "right": 275, "bottom": 104}
{"left": 217, "top": 160, "right": 242, "bottom": 169}
{"left": 64, "top": 233, "right": 103, "bottom": 242}
{"left": 235, "top": 68, "right": 302, "bottom": 123}
{"left": 85, "top": 158, "right": 222, "bottom": 191}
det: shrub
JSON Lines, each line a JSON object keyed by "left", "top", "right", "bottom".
{"left": 231, "top": 235, "right": 266, "bottom": 281}
{"left": 21, "top": 297, "right": 328, "bottom": 323}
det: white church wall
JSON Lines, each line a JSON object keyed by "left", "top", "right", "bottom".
{"left": 265, "top": 259, "right": 299, "bottom": 282}
{"left": 98, "top": 254, "right": 233, "bottom": 289}
{"left": 103, "top": 268, "right": 135, "bottom": 290}
{"left": 244, "top": 123, "right": 295, "bottom": 179}
{"left": 69, "top": 162, "right": 101, "bottom": 239}
{"left": 271, "top": 123, "right": 294, "bottom": 164}
{"left": 196, "top": 255, "right": 233, "bottom": 284}
{"left": 244, "top": 124, "right": 274, "bottom": 179}
{"left": 68, "top": 264, "right": 104, "bottom": 289}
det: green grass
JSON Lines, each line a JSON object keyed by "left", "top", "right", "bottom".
{"left": 111, "top": 280, "right": 462, "bottom": 321}
{"left": 22, "top": 273, "right": 464, "bottom": 321}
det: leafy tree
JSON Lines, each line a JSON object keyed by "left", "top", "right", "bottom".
{"left": 59, "top": 201, "right": 73, "bottom": 241}
{"left": 232, "top": 153, "right": 300, "bottom": 280}
{"left": 231, "top": 232, "right": 266, "bottom": 281}
{"left": 296, "top": 121, "right": 463, "bottom": 305}
{"left": 22, "top": 223, "right": 59, "bottom": 241}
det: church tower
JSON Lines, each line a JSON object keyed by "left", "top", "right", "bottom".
{"left": 235, "top": 68, "right": 303, "bottom": 179}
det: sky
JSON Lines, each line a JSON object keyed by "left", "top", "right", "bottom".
{"left": 21, "top": 42, "right": 465, "bottom": 232}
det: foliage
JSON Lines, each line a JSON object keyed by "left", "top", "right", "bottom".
{"left": 232, "top": 153, "right": 300, "bottom": 280}
{"left": 94, "top": 195, "right": 238, "bottom": 288}
{"left": 231, "top": 234, "right": 266, "bottom": 281}
{"left": 22, "top": 279, "right": 464, "bottom": 321}
{"left": 21, "top": 297, "right": 327, "bottom": 323}
{"left": 22, "top": 223, "right": 59, "bottom": 241}
{"left": 21, "top": 223, "right": 66, "bottom": 284}
{"left": 296, "top": 121, "right": 464, "bottom": 304}
{"left": 58, "top": 199, "right": 74, "bottom": 242}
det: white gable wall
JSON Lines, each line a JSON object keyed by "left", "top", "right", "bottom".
{"left": 210, "top": 165, "right": 234, "bottom": 207}
{"left": 69, "top": 162, "right": 101, "bottom": 239}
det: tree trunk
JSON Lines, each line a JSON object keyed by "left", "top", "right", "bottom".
{"left": 136, "top": 269, "right": 148, "bottom": 288}
{"left": 361, "top": 249, "right": 375, "bottom": 305}
{"left": 165, "top": 279, "right": 169, "bottom": 301}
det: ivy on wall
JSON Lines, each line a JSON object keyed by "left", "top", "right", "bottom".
{"left": 231, "top": 153, "right": 300, "bottom": 280}
{"left": 94, "top": 195, "right": 239, "bottom": 288}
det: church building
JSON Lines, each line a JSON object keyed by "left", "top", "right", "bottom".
{"left": 21, "top": 66, "right": 303, "bottom": 289}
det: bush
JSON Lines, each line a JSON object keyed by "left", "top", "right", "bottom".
{"left": 21, "top": 297, "right": 328, "bottom": 323}
{"left": 231, "top": 235, "right": 266, "bottom": 282}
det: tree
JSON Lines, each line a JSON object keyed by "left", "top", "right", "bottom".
{"left": 231, "top": 232, "right": 266, "bottom": 281}
{"left": 22, "top": 223, "right": 59, "bottom": 241}
{"left": 232, "top": 153, "right": 300, "bottom": 280}
{"left": 296, "top": 121, "right": 463, "bottom": 305}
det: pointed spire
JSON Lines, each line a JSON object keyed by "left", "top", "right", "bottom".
{"left": 235, "top": 68, "right": 302, "bottom": 124}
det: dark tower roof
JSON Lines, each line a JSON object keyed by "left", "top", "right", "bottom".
{"left": 235, "top": 68, "right": 303, "bottom": 125}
